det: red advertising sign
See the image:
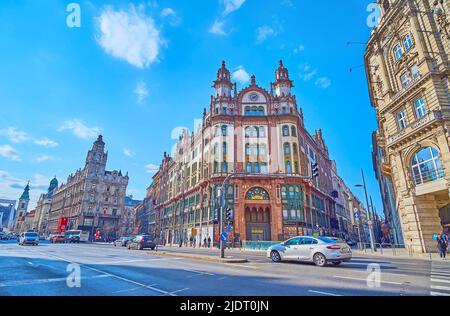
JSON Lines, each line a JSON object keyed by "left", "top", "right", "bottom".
{"left": 57, "top": 217, "right": 68, "bottom": 234}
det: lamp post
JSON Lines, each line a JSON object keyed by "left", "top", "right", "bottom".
{"left": 355, "top": 169, "right": 376, "bottom": 253}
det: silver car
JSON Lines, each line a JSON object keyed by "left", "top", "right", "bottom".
{"left": 19, "top": 232, "right": 39, "bottom": 246}
{"left": 267, "top": 236, "right": 352, "bottom": 267}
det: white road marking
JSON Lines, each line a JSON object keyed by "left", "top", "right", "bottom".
{"left": 112, "top": 284, "right": 157, "bottom": 294}
{"left": 308, "top": 290, "right": 343, "bottom": 296}
{"left": 431, "top": 285, "right": 450, "bottom": 291}
{"left": 38, "top": 251, "right": 178, "bottom": 296}
{"left": 169, "top": 288, "right": 189, "bottom": 295}
{"left": 0, "top": 274, "right": 110, "bottom": 287}
{"left": 431, "top": 278, "right": 450, "bottom": 284}
{"left": 334, "top": 275, "right": 403, "bottom": 285}
{"left": 431, "top": 291, "right": 450, "bottom": 296}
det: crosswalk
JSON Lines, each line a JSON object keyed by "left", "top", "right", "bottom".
{"left": 430, "top": 261, "right": 450, "bottom": 296}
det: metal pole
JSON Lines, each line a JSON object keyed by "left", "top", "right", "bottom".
{"left": 218, "top": 186, "right": 225, "bottom": 259}
{"left": 361, "top": 169, "right": 376, "bottom": 252}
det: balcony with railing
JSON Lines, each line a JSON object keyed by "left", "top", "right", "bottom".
{"left": 414, "top": 167, "right": 447, "bottom": 196}
{"left": 387, "top": 111, "right": 444, "bottom": 147}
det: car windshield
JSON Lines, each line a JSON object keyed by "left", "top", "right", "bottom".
{"left": 317, "top": 237, "right": 339, "bottom": 244}
{"left": 25, "top": 232, "right": 38, "bottom": 237}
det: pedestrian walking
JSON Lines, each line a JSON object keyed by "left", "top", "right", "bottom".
{"left": 203, "top": 237, "right": 207, "bottom": 248}
{"left": 207, "top": 236, "right": 211, "bottom": 248}
{"left": 437, "top": 236, "right": 448, "bottom": 260}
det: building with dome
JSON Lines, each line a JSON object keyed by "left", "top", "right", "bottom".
{"left": 149, "top": 61, "right": 361, "bottom": 246}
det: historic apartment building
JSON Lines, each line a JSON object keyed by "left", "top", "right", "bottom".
{"left": 47, "top": 136, "right": 129, "bottom": 239}
{"left": 365, "top": 0, "right": 450, "bottom": 252}
{"left": 33, "top": 177, "right": 58, "bottom": 235}
{"left": 150, "top": 61, "right": 362, "bottom": 246}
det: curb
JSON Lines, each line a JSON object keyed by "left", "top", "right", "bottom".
{"left": 146, "top": 251, "right": 249, "bottom": 263}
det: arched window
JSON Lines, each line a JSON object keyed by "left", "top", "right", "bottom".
{"left": 394, "top": 44, "right": 403, "bottom": 60}
{"left": 285, "top": 161, "right": 292, "bottom": 174}
{"left": 245, "top": 127, "right": 250, "bottom": 138}
{"left": 291, "top": 126, "right": 297, "bottom": 137}
{"left": 221, "top": 161, "right": 228, "bottom": 173}
{"left": 258, "top": 106, "right": 265, "bottom": 116}
{"left": 282, "top": 125, "right": 290, "bottom": 137}
{"left": 403, "top": 34, "right": 413, "bottom": 51}
{"left": 411, "top": 147, "right": 444, "bottom": 185}
{"left": 253, "top": 126, "right": 259, "bottom": 138}
{"left": 245, "top": 143, "right": 250, "bottom": 156}
{"left": 293, "top": 143, "right": 298, "bottom": 155}
{"left": 259, "top": 126, "right": 266, "bottom": 137}
{"left": 245, "top": 107, "right": 251, "bottom": 116}
{"left": 245, "top": 187, "right": 270, "bottom": 200}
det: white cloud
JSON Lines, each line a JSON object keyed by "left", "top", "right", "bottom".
{"left": 209, "top": 20, "right": 227, "bottom": 36}
{"left": 293, "top": 44, "right": 305, "bottom": 54}
{"left": 0, "top": 127, "right": 29, "bottom": 143}
{"left": 58, "top": 119, "right": 101, "bottom": 140}
{"left": 123, "top": 148, "right": 133, "bottom": 157}
{"left": 315, "top": 77, "right": 332, "bottom": 89}
{"left": 298, "top": 64, "right": 318, "bottom": 81}
{"left": 34, "top": 137, "right": 59, "bottom": 148}
{"left": 145, "top": 163, "right": 160, "bottom": 174}
{"left": 0, "top": 171, "right": 54, "bottom": 210}
{"left": 134, "top": 81, "right": 149, "bottom": 103}
{"left": 161, "top": 7, "right": 181, "bottom": 26}
{"left": 96, "top": 4, "right": 163, "bottom": 68}
{"left": 256, "top": 25, "right": 275, "bottom": 43}
{"left": 223, "top": 0, "right": 246, "bottom": 15}
{"left": 36, "top": 155, "right": 54, "bottom": 163}
{"left": 0, "top": 145, "right": 20, "bottom": 161}
{"left": 232, "top": 66, "right": 250, "bottom": 84}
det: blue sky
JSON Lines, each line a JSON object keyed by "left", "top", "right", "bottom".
{"left": 0, "top": 0, "right": 381, "bottom": 213}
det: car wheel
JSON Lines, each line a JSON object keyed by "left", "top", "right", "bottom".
{"left": 138, "top": 245, "right": 143, "bottom": 250}
{"left": 270, "top": 250, "right": 282, "bottom": 262}
{"left": 332, "top": 261, "right": 342, "bottom": 266}
{"left": 313, "top": 253, "right": 327, "bottom": 267}
{"left": 150, "top": 247, "right": 155, "bottom": 251}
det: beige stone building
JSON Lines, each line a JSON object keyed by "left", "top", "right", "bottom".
{"left": 365, "top": 0, "right": 450, "bottom": 252}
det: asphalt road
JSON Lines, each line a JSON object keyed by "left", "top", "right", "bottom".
{"left": 0, "top": 239, "right": 448, "bottom": 296}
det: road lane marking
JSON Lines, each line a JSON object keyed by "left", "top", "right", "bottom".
{"left": 431, "top": 278, "right": 450, "bottom": 284}
{"left": 333, "top": 275, "right": 403, "bottom": 285}
{"left": 169, "top": 288, "right": 189, "bottom": 295}
{"left": 431, "top": 285, "right": 450, "bottom": 291}
{"left": 0, "top": 274, "right": 110, "bottom": 287}
{"left": 82, "top": 265, "right": 176, "bottom": 296}
{"left": 112, "top": 284, "right": 157, "bottom": 294}
{"left": 38, "top": 251, "right": 178, "bottom": 296}
{"left": 431, "top": 291, "right": 450, "bottom": 296}
{"left": 308, "top": 290, "right": 343, "bottom": 296}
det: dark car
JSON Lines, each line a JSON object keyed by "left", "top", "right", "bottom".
{"left": 114, "top": 237, "right": 133, "bottom": 247}
{"left": 346, "top": 240, "right": 357, "bottom": 247}
{"left": 127, "top": 235, "right": 156, "bottom": 250}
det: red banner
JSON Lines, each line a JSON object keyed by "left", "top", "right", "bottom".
{"left": 57, "top": 217, "right": 68, "bottom": 234}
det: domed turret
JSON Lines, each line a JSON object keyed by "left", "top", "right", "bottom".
{"left": 213, "top": 61, "right": 233, "bottom": 97}
{"left": 273, "top": 60, "right": 293, "bottom": 97}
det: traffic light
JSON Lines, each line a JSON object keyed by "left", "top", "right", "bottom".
{"left": 311, "top": 162, "right": 319, "bottom": 179}
{"left": 213, "top": 208, "right": 219, "bottom": 224}
{"left": 225, "top": 208, "right": 234, "bottom": 223}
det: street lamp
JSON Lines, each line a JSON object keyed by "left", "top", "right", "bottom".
{"left": 355, "top": 169, "right": 376, "bottom": 253}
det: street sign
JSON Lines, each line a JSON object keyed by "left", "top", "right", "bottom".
{"left": 191, "top": 228, "right": 197, "bottom": 237}
{"left": 226, "top": 225, "right": 232, "bottom": 233}
{"left": 353, "top": 209, "right": 360, "bottom": 221}
{"left": 220, "top": 232, "right": 228, "bottom": 242}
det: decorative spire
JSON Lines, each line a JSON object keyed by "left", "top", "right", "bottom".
{"left": 20, "top": 182, "right": 30, "bottom": 201}
{"left": 251, "top": 75, "right": 256, "bottom": 86}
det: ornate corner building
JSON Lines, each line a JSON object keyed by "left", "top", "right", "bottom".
{"left": 365, "top": 0, "right": 450, "bottom": 252}
{"left": 46, "top": 136, "right": 129, "bottom": 239}
{"left": 148, "top": 61, "right": 362, "bottom": 246}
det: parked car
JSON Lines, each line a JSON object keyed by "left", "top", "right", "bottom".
{"left": 0, "top": 233, "right": 8, "bottom": 240}
{"left": 267, "top": 236, "right": 352, "bottom": 267}
{"left": 114, "top": 237, "right": 133, "bottom": 247}
{"left": 127, "top": 235, "right": 156, "bottom": 250}
{"left": 50, "top": 234, "right": 66, "bottom": 243}
{"left": 19, "top": 232, "right": 39, "bottom": 246}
